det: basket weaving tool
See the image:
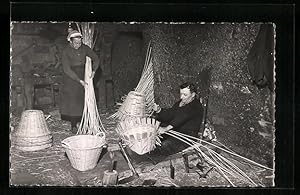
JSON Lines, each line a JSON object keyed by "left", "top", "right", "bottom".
{"left": 118, "top": 141, "right": 139, "bottom": 184}
{"left": 102, "top": 160, "right": 118, "bottom": 186}
{"left": 169, "top": 160, "right": 175, "bottom": 179}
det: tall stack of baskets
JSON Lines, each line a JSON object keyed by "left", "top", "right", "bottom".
{"left": 111, "top": 42, "right": 160, "bottom": 155}
{"left": 12, "top": 110, "right": 52, "bottom": 151}
{"left": 111, "top": 90, "right": 161, "bottom": 155}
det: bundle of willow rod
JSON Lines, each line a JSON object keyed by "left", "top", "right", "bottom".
{"left": 76, "top": 22, "right": 106, "bottom": 135}
{"left": 164, "top": 130, "right": 273, "bottom": 187}
{"left": 135, "top": 42, "right": 155, "bottom": 115}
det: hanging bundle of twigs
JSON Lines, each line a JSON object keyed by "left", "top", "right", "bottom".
{"left": 164, "top": 130, "right": 273, "bottom": 187}
{"left": 76, "top": 22, "right": 106, "bottom": 135}
{"left": 115, "top": 117, "right": 161, "bottom": 155}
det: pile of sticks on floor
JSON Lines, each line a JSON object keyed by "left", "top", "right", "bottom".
{"left": 166, "top": 130, "right": 273, "bottom": 187}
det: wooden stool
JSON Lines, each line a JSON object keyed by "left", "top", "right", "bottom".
{"left": 33, "top": 83, "right": 55, "bottom": 108}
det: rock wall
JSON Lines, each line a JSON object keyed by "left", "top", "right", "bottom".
{"left": 145, "top": 23, "right": 275, "bottom": 166}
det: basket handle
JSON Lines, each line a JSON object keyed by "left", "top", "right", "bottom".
{"left": 95, "top": 132, "right": 107, "bottom": 148}
{"left": 96, "top": 132, "right": 105, "bottom": 138}
{"left": 61, "top": 141, "right": 71, "bottom": 149}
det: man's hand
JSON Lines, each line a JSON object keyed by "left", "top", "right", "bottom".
{"left": 157, "top": 125, "right": 173, "bottom": 135}
{"left": 158, "top": 127, "right": 168, "bottom": 135}
{"left": 153, "top": 103, "right": 161, "bottom": 113}
{"left": 79, "top": 80, "right": 88, "bottom": 87}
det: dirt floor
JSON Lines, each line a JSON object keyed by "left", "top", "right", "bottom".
{"left": 9, "top": 107, "right": 274, "bottom": 187}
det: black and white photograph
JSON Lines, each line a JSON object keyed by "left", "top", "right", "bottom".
{"left": 9, "top": 21, "right": 276, "bottom": 187}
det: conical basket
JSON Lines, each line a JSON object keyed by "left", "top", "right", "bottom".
{"left": 114, "top": 91, "right": 146, "bottom": 120}
{"left": 61, "top": 133, "right": 106, "bottom": 171}
{"left": 13, "top": 110, "right": 51, "bottom": 138}
{"left": 116, "top": 117, "right": 160, "bottom": 155}
{"left": 12, "top": 110, "right": 52, "bottom": 151}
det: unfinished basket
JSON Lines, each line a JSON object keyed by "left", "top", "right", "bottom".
{"left": 113, "top": 91, "right": 146, "bottom": 120}
{"left": 116, "top": 117, "right": 160, "bottom": 155}
{"left": 13, "top": 110, "right": 51, "bottom": 138}
{"left": 61, "top": 133, "right": 106, "bottom": 171}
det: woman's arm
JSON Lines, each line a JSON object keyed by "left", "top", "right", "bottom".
{"left": 85, "top": 45, "right": 100, "bottom": 72}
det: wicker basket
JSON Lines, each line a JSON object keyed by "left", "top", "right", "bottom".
{"left": 61, "top": 133, "right": 106, "bottom": 171}
{"left": 13, "top": 110, "right": 51, "bottom": 138}
{"left": 116, "top": 117, "right": 160, "bottom": 155}
{"left": 12, "top": 110, "right": 52, "bottom": 151}
{"left": 115, "top": 91, "right": 146, "bottom": 120}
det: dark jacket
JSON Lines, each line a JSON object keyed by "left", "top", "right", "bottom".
{"left": 133, "top": 98, "right": 204, "bottom": 163}
{"left": 156, "top": 98, "right": 204, "bottom": 137}
{"left": 247, "top": 24, "right": 274, "bottom": 91}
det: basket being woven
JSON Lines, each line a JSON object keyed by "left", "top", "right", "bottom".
{"left": 116, "top": 117, "right": 160, "bottom": 155}
{"left": 115, "top": 91, "right": 146, "bottom": 120}
{"left": 61, "top": 133, "right": 106, "bottom": 171}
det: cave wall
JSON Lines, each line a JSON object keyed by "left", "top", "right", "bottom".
{"left": 10, "top": 22, "right": 68, "bottom": 113}
{"left": 144, "top": 23, "right": 275, "bottom": 166}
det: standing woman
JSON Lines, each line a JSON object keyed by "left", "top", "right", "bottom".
{"left": 60, "top": 30, "right": 100, "bottom": 133}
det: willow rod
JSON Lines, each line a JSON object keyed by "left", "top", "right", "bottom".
{"left": 166, "top": 131, "right": 259, "bottom": 186}
{"left": 170, "top": 130, "right": 273, "bottom": 171}
{"left": 164, "top": 131, "right": 236, "bottom": 186}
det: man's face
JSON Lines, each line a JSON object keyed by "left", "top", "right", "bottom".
{"left": 71, "top": 37, "right": 82, "bottom": 49}
{"left": 180, "top": 87, "right": 195, "bottom": 104}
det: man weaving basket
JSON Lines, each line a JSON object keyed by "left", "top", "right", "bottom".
{"left": 127, "top": 82, "right": 204, "bottom": 164}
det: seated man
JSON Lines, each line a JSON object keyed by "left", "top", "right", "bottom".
{"left": 127, "top": 82, "right": 204, "bottom": 164}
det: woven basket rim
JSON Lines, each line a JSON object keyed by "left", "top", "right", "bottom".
{"left": 15, "top": 143, "right": 52, "bottom": 151}
{"left": 128, "top": 91, "right": 144, "bottom": 96}
{"left": 12, "top": 133, "right": 52, "bottom": 139}
{"left": 14, "top": 139, "right": 52, "bottom": 147}
{"left": 62, "top": 135, "right": 106, "bottom": 150}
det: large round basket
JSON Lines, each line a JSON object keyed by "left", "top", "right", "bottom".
{"left": 116, "top": 117, "right": 160, "bottom": 155}
{"left": 13, "top": 110, "right": 51, "bottom": 138}
{"left": 61, "top": 133, "right": 106, "bottom": 172}
{"left": 117, "top": 91, "right": 146, "bottom": 120}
